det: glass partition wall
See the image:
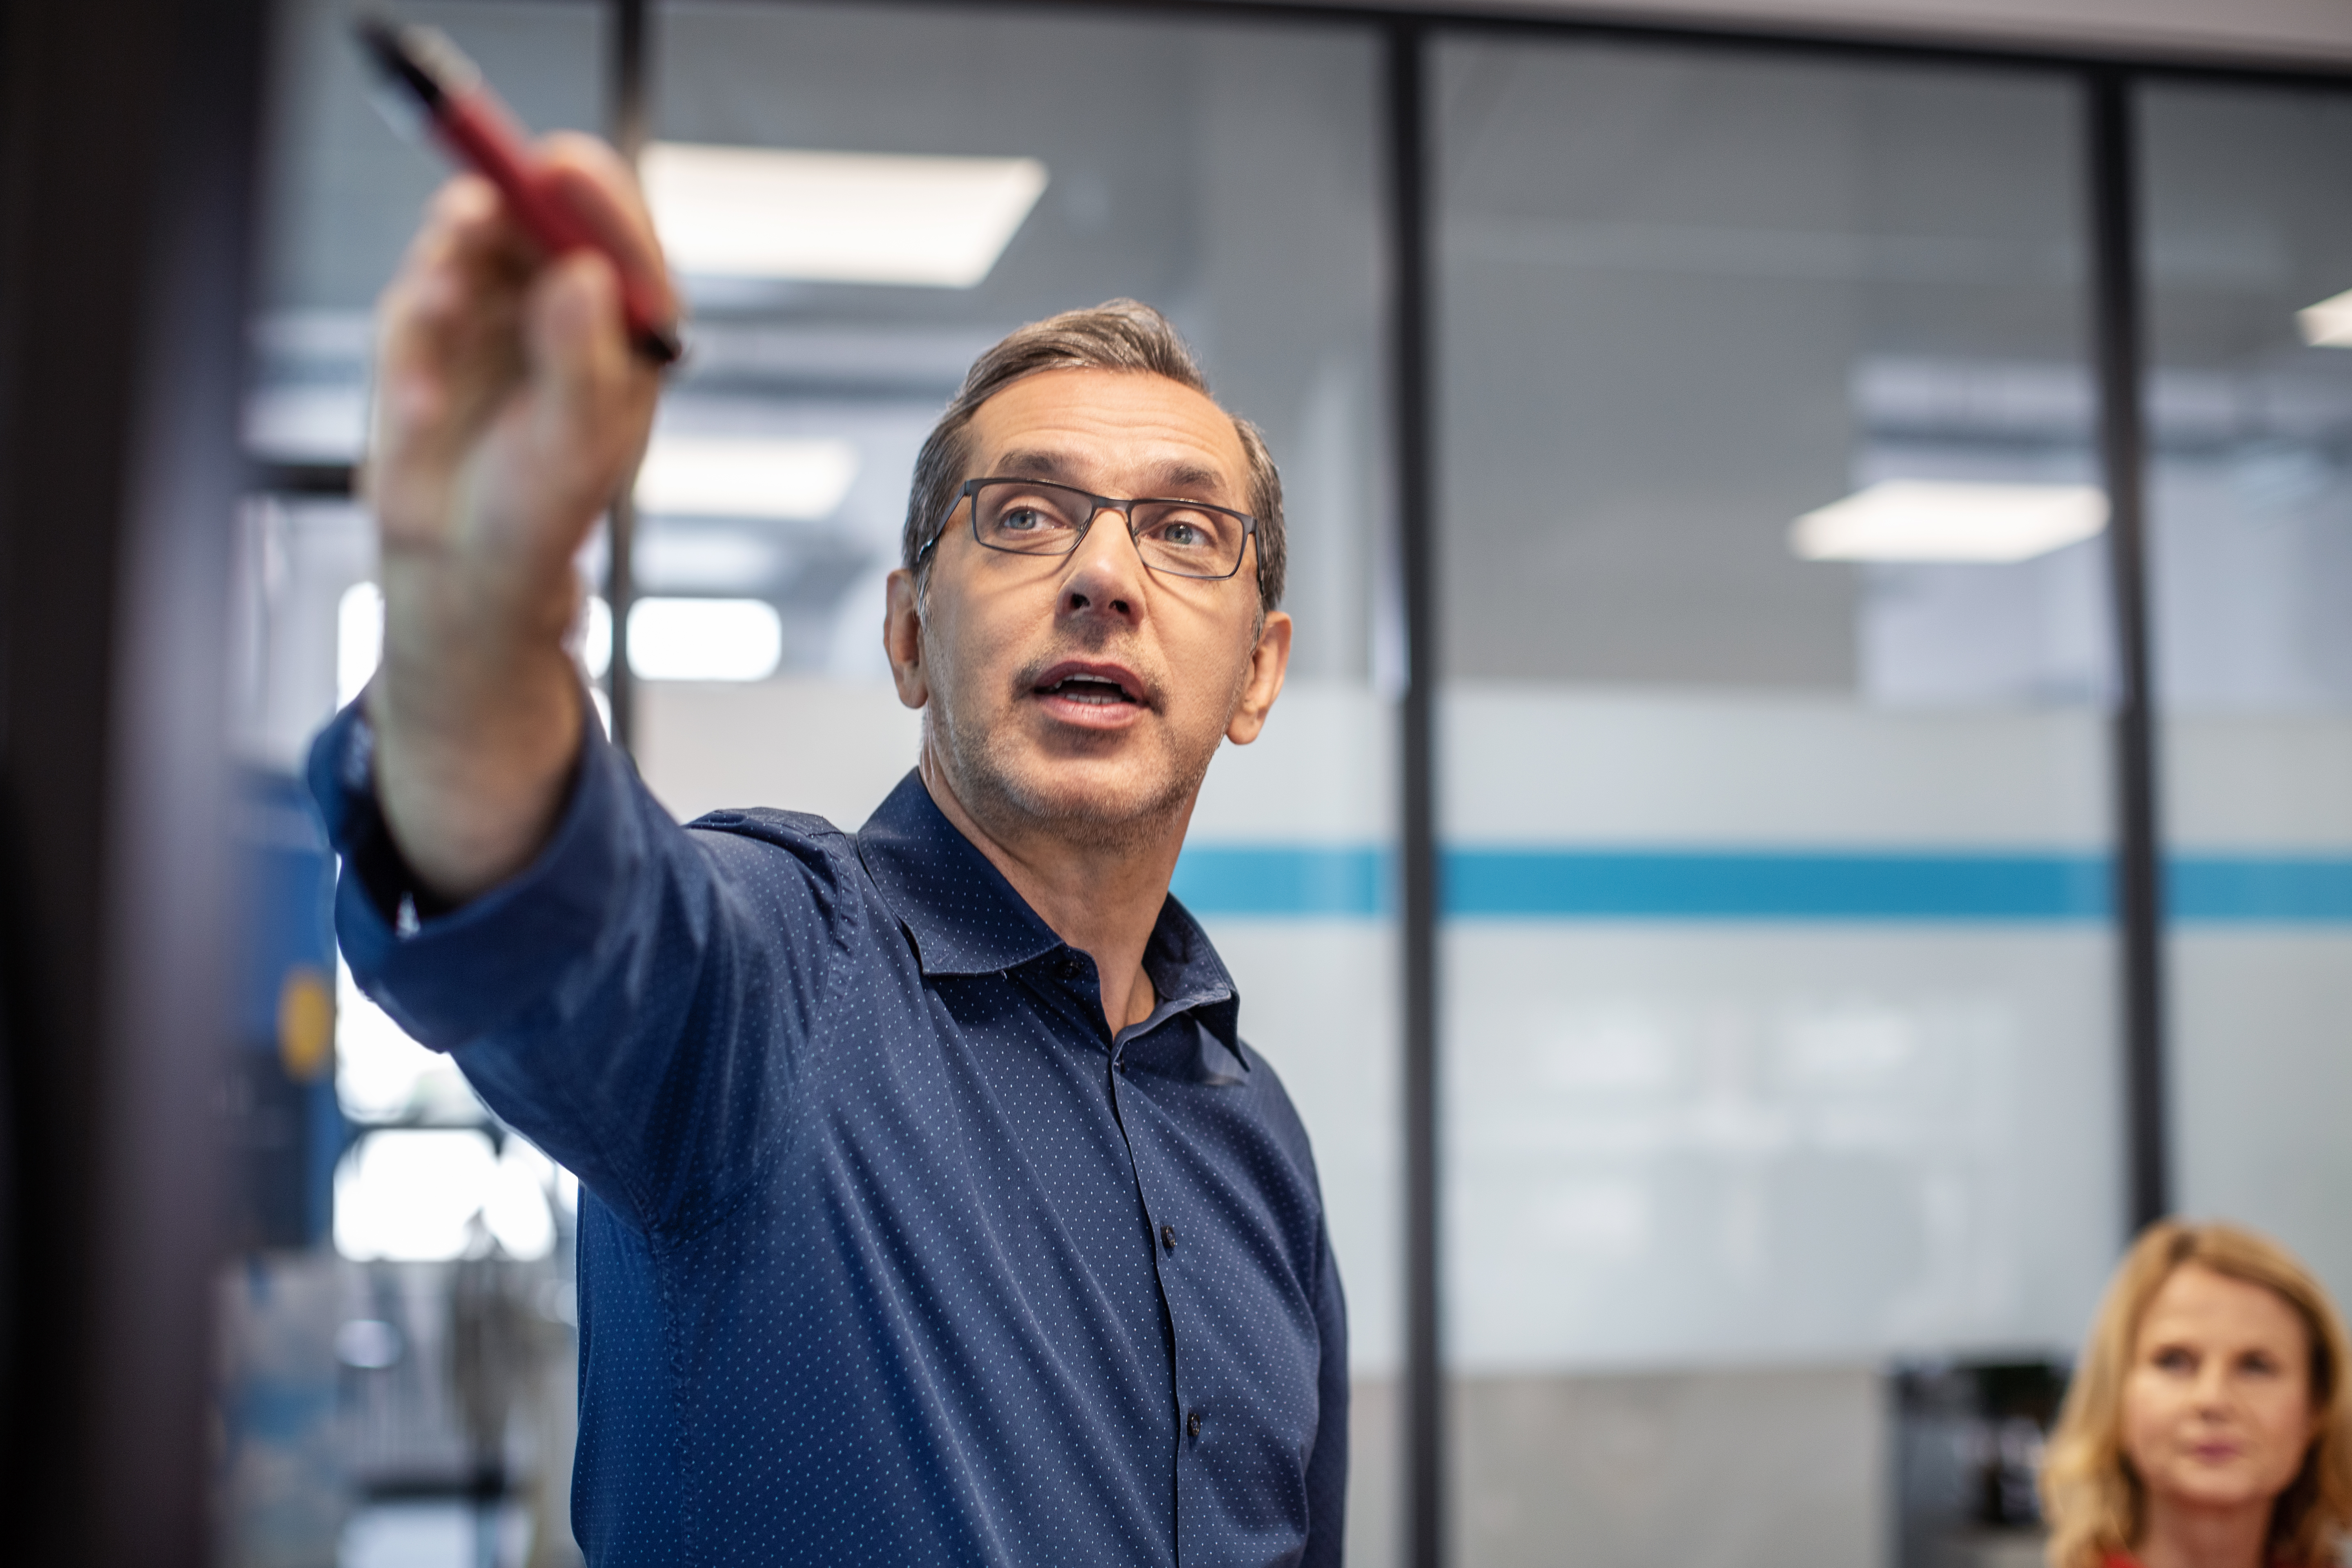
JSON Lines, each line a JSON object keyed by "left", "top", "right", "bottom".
{"left": 1430, "top": 41, "right": 2118, "bottom": 1568}
{"left": 221, "top": 2, "right": 2352, "bottom": 1566}
{"left": 2139, "top": 84, "right": 2352, "bottom": 1305}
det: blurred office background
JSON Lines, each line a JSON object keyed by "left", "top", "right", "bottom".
{"left": 9, "top": 0, "right": 2352, "bottom": 1564}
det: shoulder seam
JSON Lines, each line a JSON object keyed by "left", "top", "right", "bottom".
{"left": 659, "top": 836, "right": 874, "bottom": 1250}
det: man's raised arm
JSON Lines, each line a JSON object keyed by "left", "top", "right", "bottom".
{"left": 362, "top": 134, "right": 673, "bottom": 903}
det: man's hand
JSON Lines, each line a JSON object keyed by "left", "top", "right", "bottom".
{"left": 363, "top": 134, "right": 673, "bottom": 904}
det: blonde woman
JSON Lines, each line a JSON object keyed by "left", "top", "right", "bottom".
{"left": 2042, "top": 1221, "right": 2352, "bottom": 1568}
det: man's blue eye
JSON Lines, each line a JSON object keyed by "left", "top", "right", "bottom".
{"left": 995, "top": 501, "right": 1080, "bottom": 533}
{"left": 1145, "top": 511, "right": 1223, "bottom": 551}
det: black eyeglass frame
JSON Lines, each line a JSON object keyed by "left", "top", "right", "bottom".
{"left": 917, "top": 475, "right": 1260, "bottom": 583}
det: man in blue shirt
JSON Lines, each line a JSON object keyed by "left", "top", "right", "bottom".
{"left": 315, "top": 140, "right": 1345, "bottom": 1564}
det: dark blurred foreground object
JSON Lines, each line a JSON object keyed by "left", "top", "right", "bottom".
{"left": 1896, "top": 1360, "right": 2071, "bottom": 1568}
{"left": 0, "top": 0, "right": 270, "bottom": 1561}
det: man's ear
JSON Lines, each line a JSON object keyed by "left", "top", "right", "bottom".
{"left": 1225, "top": 609, "right": 1292, "bottom": 746}
{"left": 884, "top": 568, "right": 930, "bottom": 710}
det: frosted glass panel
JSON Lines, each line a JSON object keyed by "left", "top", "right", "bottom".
{"left": 2140, "top": 79, "right": 2352, "bottom": 1308}
{"left": 1431, "top": 45, "right": 2116, "bottom": 1562}
{"left": 1433, "top": 44, "right": 2116, "bottom": 1553}
{"left": 1441, "top": 691, "right": 2120, "bottom": 1369}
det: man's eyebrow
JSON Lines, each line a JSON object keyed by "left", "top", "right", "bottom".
{"left": 993, "top": 448, "right": 1078, "bottom": 481}
{"left": 988, "top": 450, "right": 1236, "bottom": 502}
{"left": 1144, "top": 462, "right": 1227, "bottom": 499}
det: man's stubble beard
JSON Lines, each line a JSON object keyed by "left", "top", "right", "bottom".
{"left": 923, "top": 634, "right": 1244, "bottom": 856}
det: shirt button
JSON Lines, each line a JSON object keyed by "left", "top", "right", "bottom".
{"left": 1187, "top": 1410, "right": 1203, "bottom": 1439}
{"left": 1160, "top": 1223, "right": 1177, "bottom": 1253}
{"left": 1057, "top": 956, "right": 1082, "bottom": 979}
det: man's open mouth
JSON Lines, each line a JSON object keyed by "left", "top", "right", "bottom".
{"left": 1038, "top": 672, "right": 1140, "bottom": 705}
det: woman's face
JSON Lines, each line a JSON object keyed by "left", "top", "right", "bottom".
{"left": 2121, "top": 1264, "right": 2318, "bottom": 1517}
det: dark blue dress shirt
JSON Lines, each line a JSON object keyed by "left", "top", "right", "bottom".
{"left": 309, "top": 703, "right": 1348, "bottom": 1566}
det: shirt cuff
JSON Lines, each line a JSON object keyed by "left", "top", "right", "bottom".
{"left": 304, "top": 691, "right": 636, "bottom": 1052}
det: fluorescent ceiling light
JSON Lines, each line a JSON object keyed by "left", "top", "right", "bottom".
{"left": 643, "top": 141, "right": 1048, "bottom": 287}
{"left": 1791, "top": 481, "right": 2108, "bottom": 564}
{"left": 627, "top": 597, "right": 784, "bottom": 683}
{"left": 245, "top": 381, "right": 368, "bottom": 463}
{"left": 634, "top": 434, "right": 858, "bottom": 520}
{"left": 2300, "top": 287, "right": 2352, "bottom": 347}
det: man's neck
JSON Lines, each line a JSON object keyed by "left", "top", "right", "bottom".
{"left": 917, "top": 754, "right": 1188, "bottom": 1037}
{"left": 2138, "top": 1492, "right": 2276, "bottom": 1568}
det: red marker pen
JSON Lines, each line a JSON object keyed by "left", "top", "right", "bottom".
{"left": 356, "top": 16, "right": 683, "bottom": 366}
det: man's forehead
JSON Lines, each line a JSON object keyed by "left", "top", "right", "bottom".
{"left": 966, "top": 369, "right": 1248, "bottom": 493}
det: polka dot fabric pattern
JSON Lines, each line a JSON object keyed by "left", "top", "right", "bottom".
{"left": 310, "top": 704, "right": 1348, "bottom": 1566}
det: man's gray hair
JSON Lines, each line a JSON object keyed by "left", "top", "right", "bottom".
{"left": 900, "top": 299, "right": 1286, "bottom": 611}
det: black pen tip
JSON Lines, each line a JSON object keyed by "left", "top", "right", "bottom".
{"left": 636, "top": 324, "right": 685, "bottom": 369}
{"left": 351, "top": 15, "right": 454, "bottom": 111}
{"left": 352, "top": 16, "right": 441, "bottom": 109}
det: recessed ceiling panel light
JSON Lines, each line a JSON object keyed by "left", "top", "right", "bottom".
{"left": 628, "top": 597, "right": 784, "bottom": 683}
{"left": 245, "top": 381, "right": 369, "bottom": 463}
{"left": 642, "top": 142, "right": 1048, "bottom": 287}
{"left": 634, "top": 434, "right": 858, "bottom": 520}
{"left": 2300, "top": 287, "right": 2352, "bottom": 347}
{"left": 1791, "top": 480, "right": 2108, "bottom": 564}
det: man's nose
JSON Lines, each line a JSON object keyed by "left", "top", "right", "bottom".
{"left": 1058, "top": 510, "right": 1148, "bottom": 625}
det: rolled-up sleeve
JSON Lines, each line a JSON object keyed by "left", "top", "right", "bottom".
{"left": 307, "top": 697, "right": 855, "bottom": 1236}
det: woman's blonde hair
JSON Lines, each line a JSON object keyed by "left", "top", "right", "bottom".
{"left": 2040, "top": 1220, "right": 2352, "bottom": 1568}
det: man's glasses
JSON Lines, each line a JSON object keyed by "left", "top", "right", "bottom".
{"left": 923, "top": 477, "right": 1257, "bottom": 582}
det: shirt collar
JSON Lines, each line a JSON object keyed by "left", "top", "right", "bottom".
{"left": 855, "top": 771, "right": 1247, "bottom": 1065}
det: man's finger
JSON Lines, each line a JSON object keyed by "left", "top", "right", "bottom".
{"left": 535, "top": 133, "right": 679, "bottom": 327}
{"left": 377, "top": 177, "right": 532, "bottom": 395}
{"left": 517, "top": 249, "right": 643, "bottom": 524}
{"left": 370, "top": 176, "right": 539, "bottom": 528}
{"left": 401, "top": 176, "right": 541, "bottom": 317}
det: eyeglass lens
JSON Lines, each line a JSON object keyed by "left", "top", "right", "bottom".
{"left": 970, "top": 480, "right": 1247, "bottom": 579}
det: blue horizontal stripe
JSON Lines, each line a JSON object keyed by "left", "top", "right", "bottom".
{"left": 2170, "top": 855, "right": 2352, "bottom": 922}
{"left": 1446, "top": 849, "right": 2109, "bottom": 921}
{"left": 1173, "top": 844, "right": 2352, "bottom": 924}
{"left": 1172, "top": 846, "right": 1392, "bottom": 917}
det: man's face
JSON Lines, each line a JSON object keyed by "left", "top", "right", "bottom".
{"left": 885, "top": 368, "right": 1291, "bottom": 850}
